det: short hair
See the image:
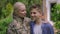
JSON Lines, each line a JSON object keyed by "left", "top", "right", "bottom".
{"left": 30, "top": 4, "right": 42, "bottom": 13}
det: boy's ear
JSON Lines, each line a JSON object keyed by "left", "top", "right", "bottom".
{"left": 40, "top": 13, "right": 42, "bottom": 16}
{"left": 41, "top": 15, "right": 44, "bottom": 20}
{"left": 39, "top": 14, "right": 42, "bottom": 18}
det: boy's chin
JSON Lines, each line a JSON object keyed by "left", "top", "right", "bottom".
{"left": 32, "top": 19, "right": 36, "bottom": 21}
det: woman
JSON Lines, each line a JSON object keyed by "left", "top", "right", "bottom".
{"left": 30, "top": 4, "right": 54, "bottom": 34}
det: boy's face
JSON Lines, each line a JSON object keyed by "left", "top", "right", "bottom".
{"left": 30, "top": 9, "right": 41, "bottom": 21}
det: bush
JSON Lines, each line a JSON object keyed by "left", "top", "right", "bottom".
{"left": 54, "top": 21, "right": 60, "bottom": 34}
{"left": 0, "top": 3, "right": 13, "bottom": 34}
{"left": 0, "top": 15, "right": 13, "bottom": 34}
{"left": 55, "top": 21, "right": 60, "bottom": 29}
{"left": 54, "top": 4, "right": 60, "bottom": 29}
{"left": 54, "top": 4, "right": 60, "bottom": 34}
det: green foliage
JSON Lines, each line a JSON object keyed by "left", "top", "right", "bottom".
{"left": 52, "top": 4, "right": 60, "bottom": 30}
{"left": 55, "top": 21, "right": 60, "bottom": 29}
{"left": 54, "top": 21, "right": 60, "bottom": 34}
{"left": 56, "top": 4, "right": 60, "bottom": 11}
{"left": 51, "top": 4, "right": 60, "bottom": 22}
{"left": 0, "top": 3, "right": 13, "bottom": 19}
{"left": 0, "top": 0, "right": 7, "bottom": 8}
{"left": 51, "top": 4, "right": 60, "bottom": 34}
{"left": 0, "top": 15, "right": 13, "bottom": 34}
{"left": 0, "top": 3, "right": 13, "bottom": 34}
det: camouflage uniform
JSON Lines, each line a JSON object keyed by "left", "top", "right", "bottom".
{"left": 7, "top": 16, "right": 31, "bottom": 34}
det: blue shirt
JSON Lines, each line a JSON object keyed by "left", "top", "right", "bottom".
{"left": 30, "top": 21, "right": 54, "bottom": 34}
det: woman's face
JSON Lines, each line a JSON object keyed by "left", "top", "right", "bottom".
{"left": 30, "top": 9, "right": 41, "bottom": 21}
{"left": 15, "top": 5, "right": 26, "bottom": 18}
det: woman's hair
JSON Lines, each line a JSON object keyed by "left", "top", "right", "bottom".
{"left": 13, "top": 2, "right": 25, "bottom": 16}
{"left": 30, "top": 4, "right": 42, "bottom": 13}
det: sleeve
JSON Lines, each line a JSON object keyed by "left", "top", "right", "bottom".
{"left": 6, "top": 23, "right": 17, "bottom": 34}
{"left": 42, "top": 23, "right": 54, "bottom": 34}
{"left": 47, "top": 24, "right": 54, "bottom": 34}
{"left": 42, "top": 23, "right": 47, "bottom": 34}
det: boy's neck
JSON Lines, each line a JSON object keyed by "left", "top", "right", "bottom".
{"left": 35, "top": 18, "right": 42, "bottom": 25}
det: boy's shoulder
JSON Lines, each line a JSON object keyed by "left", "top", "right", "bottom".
{"left": 42, "top": 23, "right": 51, "bottom": 26}
{"left": 41, "top": 23, "right": 53, "bottom": 28}
{"left": 42, "top": 20, "right": 53, "bottom": 26}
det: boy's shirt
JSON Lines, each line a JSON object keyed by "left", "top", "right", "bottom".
{"left": 30, "top": 21, "right": 54, "bottom": 34}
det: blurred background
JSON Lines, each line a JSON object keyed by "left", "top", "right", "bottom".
{"left": 0, "top": 0, "right": 60, "bottom": 34}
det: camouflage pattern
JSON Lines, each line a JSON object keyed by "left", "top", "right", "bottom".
{"left": 7, "top": 16, "right": 31, "bottom": 34}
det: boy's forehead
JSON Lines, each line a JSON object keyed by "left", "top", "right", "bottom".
{"left": 31, "top": 8, "right": 42, "bottom": 14}
{"left": 31, "top": 9, "right": 38, "bottom": 13}
{"left": 31, "top": 8, "right": 38, "bottom": 11}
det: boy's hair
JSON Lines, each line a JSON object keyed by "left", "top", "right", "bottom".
{"left": 30, "top": 4, "right": 42, "bottom": 13}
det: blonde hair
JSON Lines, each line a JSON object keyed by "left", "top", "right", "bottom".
{"left": 13, "top": 2, "right": 25, "bottom": 15}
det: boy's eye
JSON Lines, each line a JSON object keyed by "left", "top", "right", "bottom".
{"left": 31, "top": 12, "right": 36, "bottom": 14}
{"left": 33, "top": 12, "right": 36, "bottom": 14}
